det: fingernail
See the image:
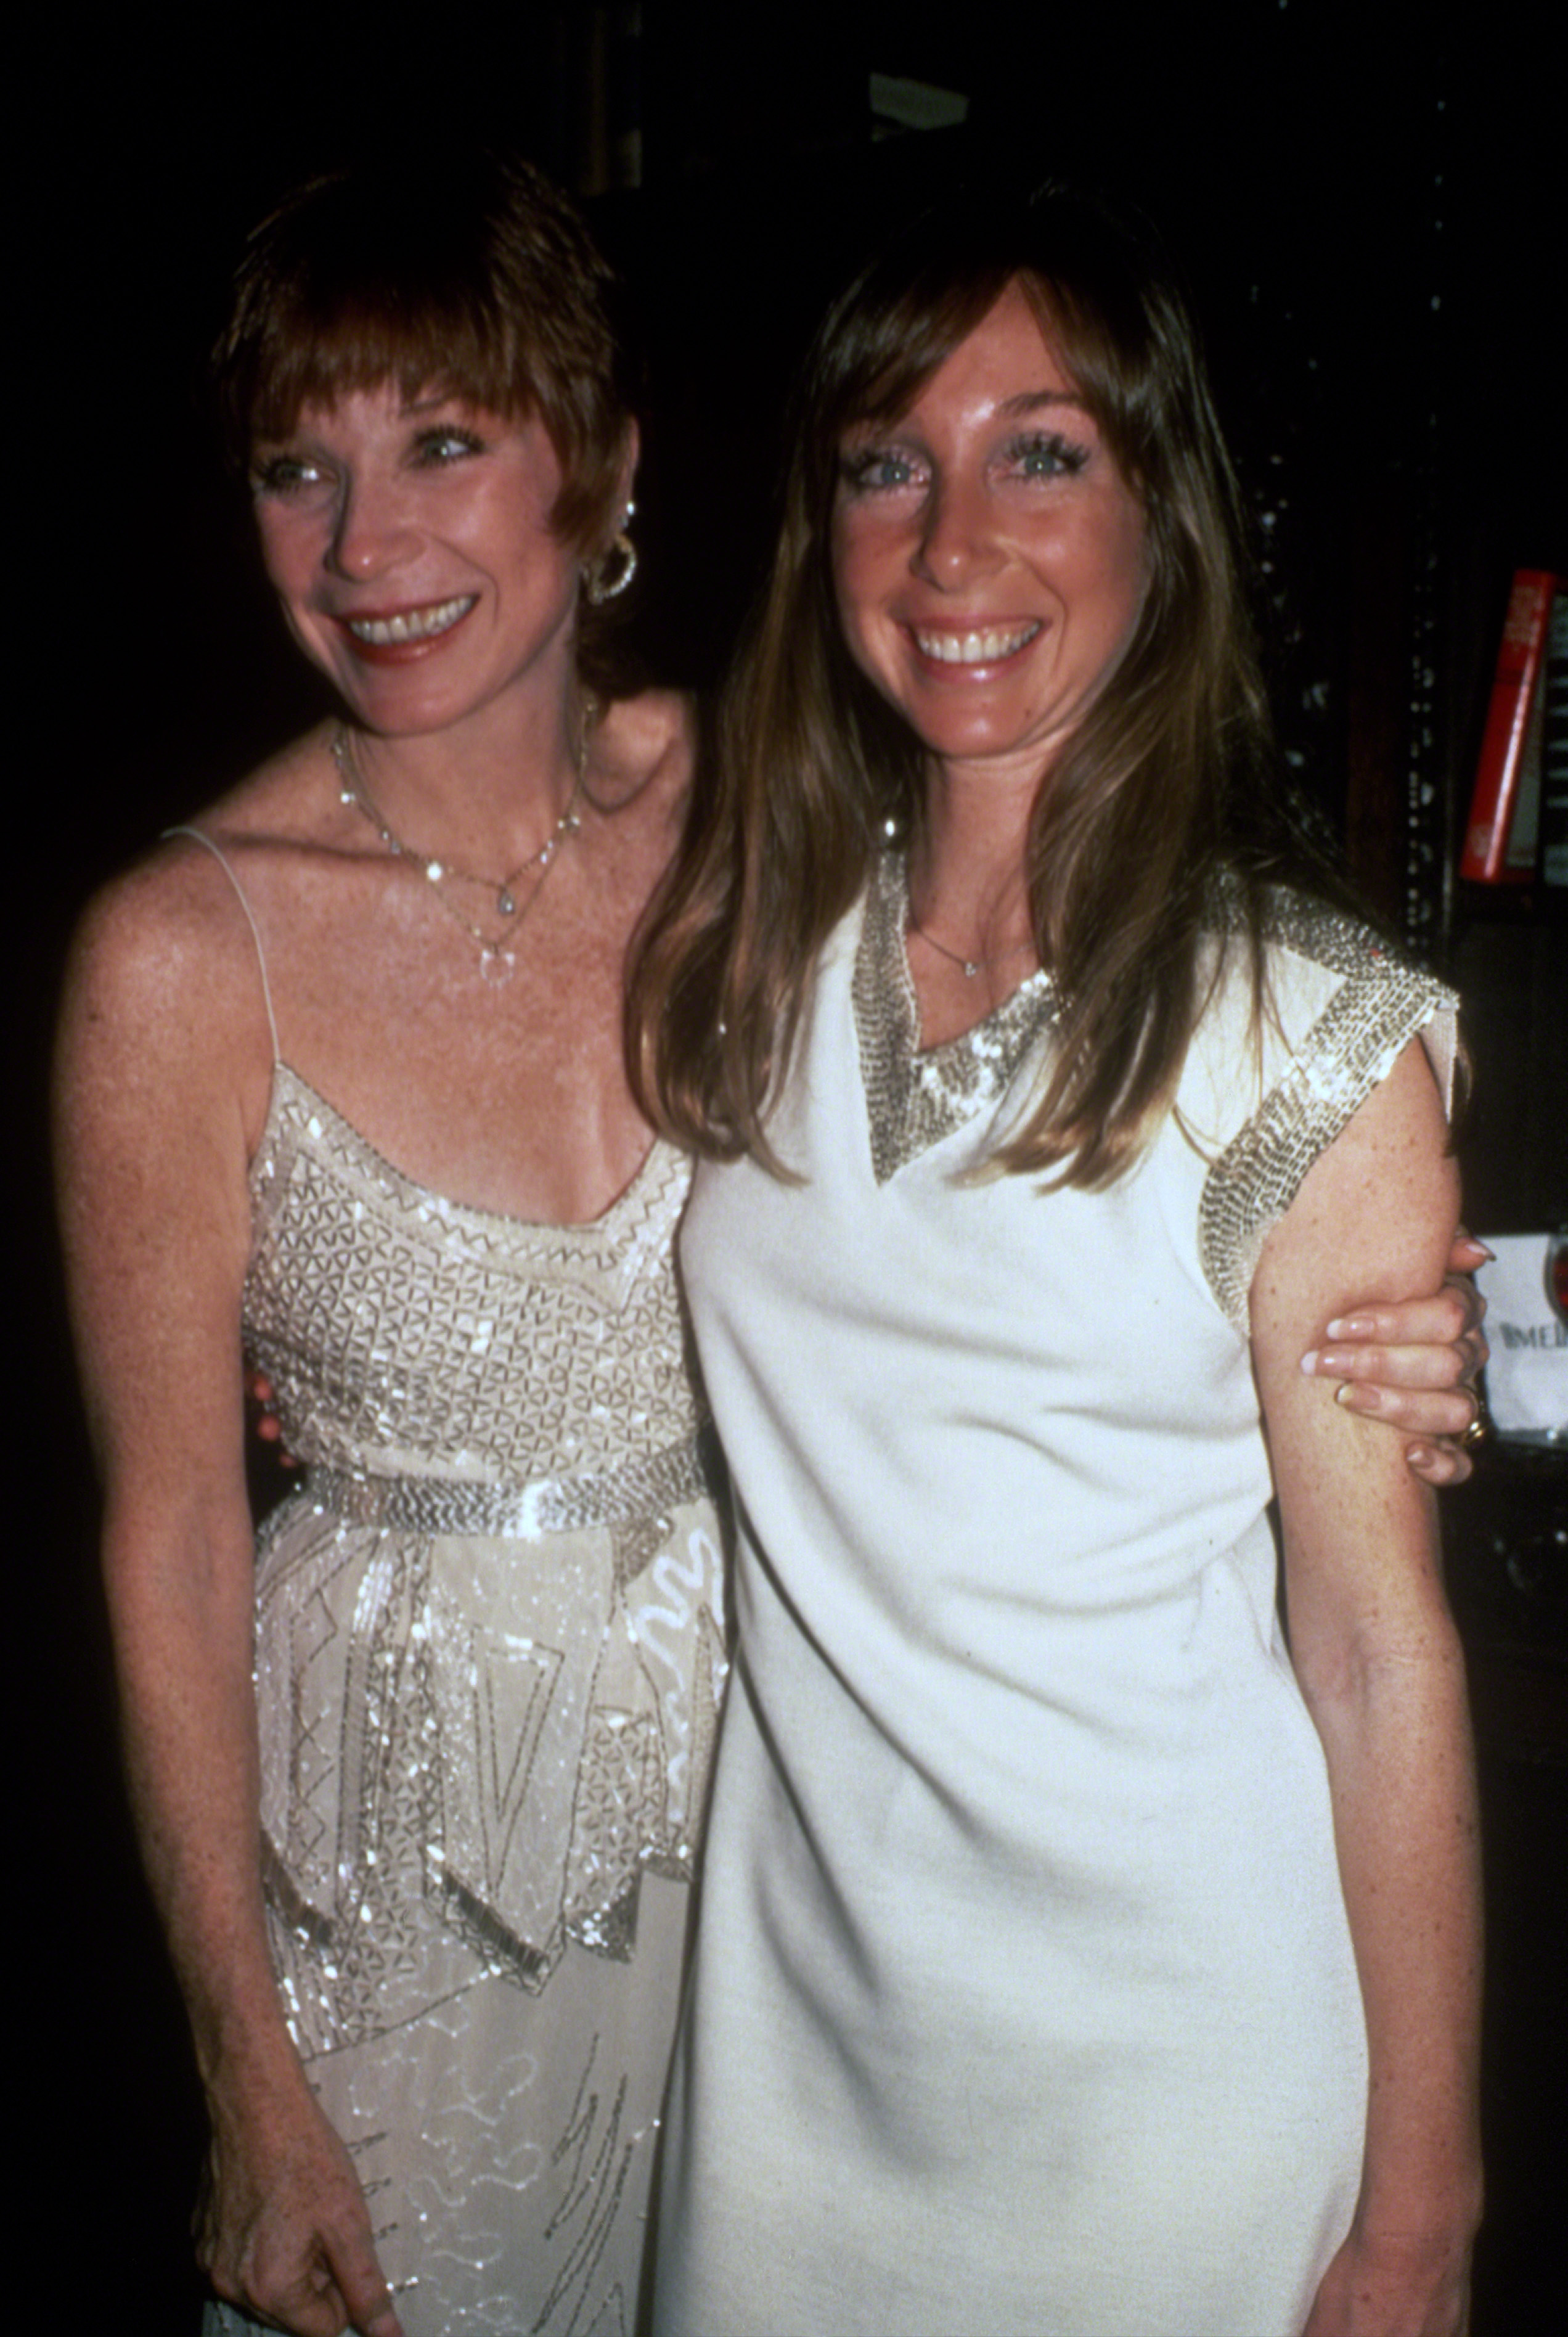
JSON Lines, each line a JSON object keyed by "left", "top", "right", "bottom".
{"left": 1335, "top": 1382, "right": 1380, "bottom": 1412}
{"left": 1325, "top": 1315, "right": 1374, "bottom": 1340}
{"left": 1300, "top": 1349, "right": 1321, "bottom": 1376}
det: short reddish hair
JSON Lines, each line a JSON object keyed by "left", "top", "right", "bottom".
{"left": 214, "top": 151, "right": 633, "bottom": 555}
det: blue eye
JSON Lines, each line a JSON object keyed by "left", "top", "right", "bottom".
{"left": 251, "top": 452, "right": 327, "bottom": 499}
{"left": 839, "top": 446, "right": 923, "bottom": 494}
{"left": 1005, "top": 432, "right": 1089, "bottom": 480}
{"left": 413, "top": 426, "right": 485, "bottom": 467}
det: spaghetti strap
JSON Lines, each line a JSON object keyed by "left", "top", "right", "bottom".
{"left": 165, "top": 825, "right": 282, "bottom": 1067}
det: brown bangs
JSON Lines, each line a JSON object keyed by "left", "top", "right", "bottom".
{"left": 235, "top": 293, "right": 529, "bottom": 450}
{"left": 811, "top": 195, "right": 1187, "bottom": 520}
{"left": 809, "top": 263, "right": 1011, "bottom": 503}
{"left": 214, "top": 154, "right": 632, "bottom": 555}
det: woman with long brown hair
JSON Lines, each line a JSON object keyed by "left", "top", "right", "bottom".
{"left": 637, "top": 185, "right": 1482, "bottom": 2335}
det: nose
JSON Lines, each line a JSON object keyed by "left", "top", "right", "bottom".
{"left": 328, "top": 472, "right": 417, "bottom": 580}
{"left": 913, "top": 471, "right": 1000, "bottom": 589}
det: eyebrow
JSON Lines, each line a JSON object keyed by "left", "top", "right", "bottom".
{"left": 250, "top": 389, "right": 465, "bottom": 449}
{"left": 845, "top": 387, "right": 1091, "bottom": 439}
{"left": 997, "top": 388, "right": 1090, "bottom": 418}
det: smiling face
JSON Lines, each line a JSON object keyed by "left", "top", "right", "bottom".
{"left": 251, "top": 384, "right": 595, "bottom": 737}
{"left": 830, "top": 280, "right": 1148, "bottom": 800}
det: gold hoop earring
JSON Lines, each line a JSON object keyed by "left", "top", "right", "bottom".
{"left": 586, "top": 529, "right": 637, "bottom": 604}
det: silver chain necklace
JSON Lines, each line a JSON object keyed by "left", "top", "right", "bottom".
{"left": 906, "top": 912, "right": 1037, "bottom": 983}
{"left": 331, "top": 716, "right": 591, "bottom": 986}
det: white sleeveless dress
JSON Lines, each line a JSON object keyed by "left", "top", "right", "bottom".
{"left": 181, "top": 834, "right": 729, "bottom": 2337}
{"left": 655, "top": 859, "right": 1455, "bottom": 2337}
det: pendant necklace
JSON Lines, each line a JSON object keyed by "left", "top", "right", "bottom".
{"left": 331, "top": 711, "right": 592, "bottom": 986}
{"left": 906, "top": 911, "right": 1037, "bottom": 983}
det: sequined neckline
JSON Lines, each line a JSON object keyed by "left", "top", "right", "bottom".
{"left": 852, "top": 853, "right": 1060, "bottom": 1184}
{"left": 255, "top": 1060, "right": 680, "bottom": 1242}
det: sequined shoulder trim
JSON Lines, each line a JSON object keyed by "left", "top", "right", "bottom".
{"left": 852, "top": 853, "right": 1060, "bottom": 1184}
{"left": 1197, "top": 895, "right": 1458, "bottom": 1327}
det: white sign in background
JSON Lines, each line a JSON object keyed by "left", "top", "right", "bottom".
{"left": 1476, "top": 1234, "right": 1567, "bottom": 1442}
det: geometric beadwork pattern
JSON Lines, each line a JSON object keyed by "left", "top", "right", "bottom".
{"left": 246, "top": 1068, "right": 704, "bottom": 1480}
{"left": 244, "top": 1066, "right": 729, "bottom": 2053}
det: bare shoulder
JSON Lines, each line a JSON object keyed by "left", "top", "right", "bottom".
{"left": 590, "top": 688, "right": 696, "bottom": 819}
{"left": 54, "top": 732, "right": 332, "bottom": 1133}
{"left": 187, "top": 723, "right": 340, "bottom": 846}
{"left": 63, "top": 843, "right": 254, "bottom": 1055}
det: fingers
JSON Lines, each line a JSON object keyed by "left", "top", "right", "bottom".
{"left": 1315, "top": 1285, "right": 1476, "bottom": 1354}
{"left": 1402, "top": 1441, "right": 1474, "bottom": 1488}
{"left": 1440, "top": 1272, "right": 1489, "bottom": 1341}
{"left": 1304, "top": 1339, "right": 1469, "bottom": 1393}
{"left": 1302, "top": 1274, "right": 1490, "bottom": 1392}
{"left": 200, "top": 2177, "right": 398, "bottom": 2336}
{"left": 1442, "top": 1225, "right": 1492, "bottom": 1342}
{"left": 1323, "top": 1367, "right": 1487, "bottom": 1487}
{"left": 335, "top": 2253, "right": 404, "bottom": 2337}
{"left": 1331, "top": 1377, "right": 1482, "bottom": 1436}
{"left": 210, "top": 2251, "right": 392, "bottom": 2337}
{"left": 1303, "top": 1321, "right": 1488, "bottom": 1491}
{"left": 206, "top": 2268, "right": 353, "bottom": 2337}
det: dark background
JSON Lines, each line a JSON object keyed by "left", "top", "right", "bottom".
{"left": 19, "top": 4, "right": 1562, "bottom": 2325}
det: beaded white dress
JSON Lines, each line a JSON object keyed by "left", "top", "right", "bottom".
{"left": 655, "top": 859, "right": 1455, "bottom": 2337}
{"left": 187, "top": 840, "right": 728, "bottom": 2337}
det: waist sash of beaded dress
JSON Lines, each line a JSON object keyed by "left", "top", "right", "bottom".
{"left": 173, "top": 827, "right": 708, "bottom": 1964}
{"left": 272, "top": 1436, "right": 709, "bottom": 1962}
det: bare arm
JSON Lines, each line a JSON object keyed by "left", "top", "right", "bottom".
{"left": 54, "top": 860, "right": 401, "bottom": 2337}
{"left": 1252, "top": 1044, "right": 1482, "bottom": 2337}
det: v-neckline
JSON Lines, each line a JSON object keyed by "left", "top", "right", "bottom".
{"left": 851, "top": 854, "right": 1060, "bottom": 1184}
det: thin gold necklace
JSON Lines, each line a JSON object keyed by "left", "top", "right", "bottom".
{"left": 331, "top": 716, "right": 591, "bottom": 986}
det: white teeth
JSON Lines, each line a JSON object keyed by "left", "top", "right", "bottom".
{"left": 915, "top": 623, "right": 1040, "bottom": 665}
{"left": 349, "top": 595, "right": 475, "bottom": 645}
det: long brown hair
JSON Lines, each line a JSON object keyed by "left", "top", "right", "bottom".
{"left": 632, "top": 183, "right": 1324, "bottom": 1187}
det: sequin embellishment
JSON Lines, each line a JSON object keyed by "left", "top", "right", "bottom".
{"left": 1197, "top": 896, "right": 1456, "bottom": 1326}
{"left": 852, "top": 853, "right": 1060, "bottom": 1183}
{"left": 242, "top": 1067, "right": 728, "bottom": 2044}
{"left": 851, "top": 858, "right": 1455, "bottom": 1322}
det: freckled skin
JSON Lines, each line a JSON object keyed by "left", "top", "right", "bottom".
{"left": 827, "top": 279, "right": 1482, "bottom": 2336}
{"left": 252, "top": 388, "right": 588, "bottom": 744}
{"left": 55, "top": 334, "right": 1485, "bottom": 2337}
{"left": 52, "top": 372, "right": 696, "bottom": 2336}
{"left": 830, "top": 282, "right": 1149, "bottom": 795}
